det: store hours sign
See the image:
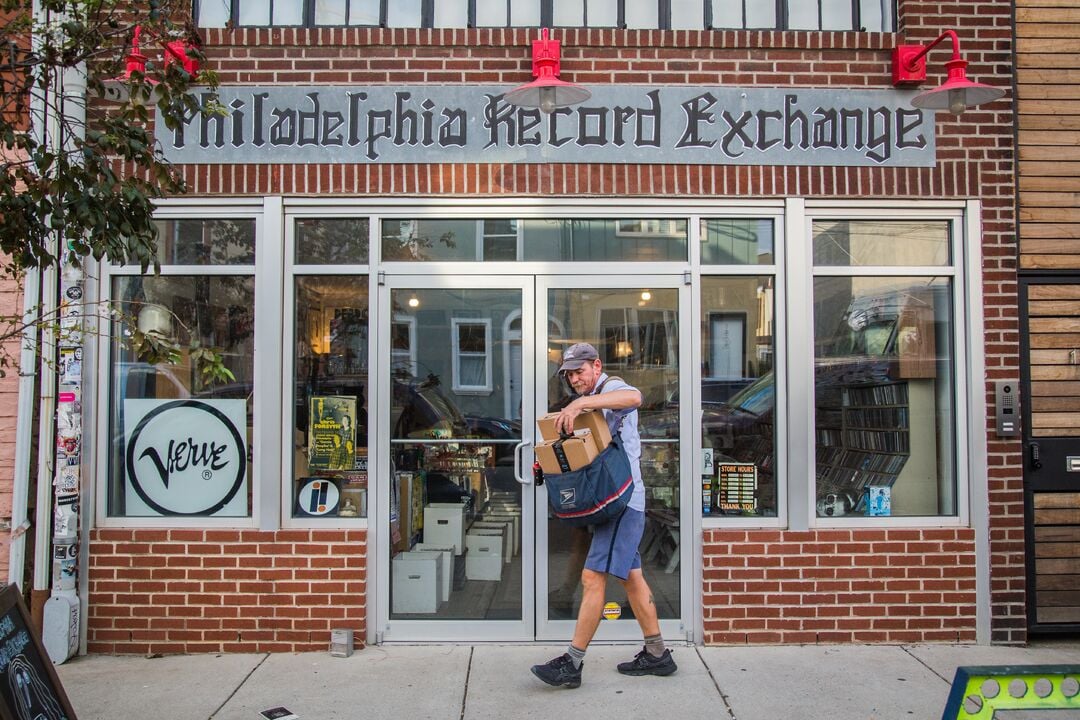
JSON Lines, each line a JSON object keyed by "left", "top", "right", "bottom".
{"left": 160, "top": 86, "right": 935, "bottom": 167}
{"left": 124, "top": 399, "right": 248, "bottom": 516}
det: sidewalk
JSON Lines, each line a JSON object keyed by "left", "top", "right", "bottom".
{"left": 56, "top": 640, "right": 1080, "bottom": 720}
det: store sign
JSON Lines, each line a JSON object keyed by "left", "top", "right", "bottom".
{"left": 124, "top": 399, "right": 248, "bottom": 516}
{"left": 160, "top": 86, "right": 935, "bottom": 167}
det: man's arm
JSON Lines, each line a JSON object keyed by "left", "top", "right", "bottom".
{"left": 554, "top": 388, "right": 642, "bottom": 434}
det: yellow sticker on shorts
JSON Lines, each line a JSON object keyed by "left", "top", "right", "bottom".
{"left": 602, "top": 602, "right": 622, "bottom": 620}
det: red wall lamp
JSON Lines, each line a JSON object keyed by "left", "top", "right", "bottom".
{"left": 503, "top": 28, "right": 590, "bottom": 113}
{"left": 101, "top": 26, "right": 201, "bottom": 103}
{"left": 892, "top": 30, "right": 1004, "bottom": 114}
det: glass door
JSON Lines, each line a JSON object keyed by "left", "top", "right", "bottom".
{"left": 535, "top": 277, "right": 691, "bottom": 641}
{"left": 378, "top": 275, "right": 536, "bottom": 641}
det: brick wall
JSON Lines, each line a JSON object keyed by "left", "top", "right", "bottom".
{"left": 703, "top": 529, "right": 978, "bottom": 643}
{"left": 85, "top": 0, "right": 1018, "bottom": 651}
{"left": 87, "top": 529, "right": 366, "bottom": 654}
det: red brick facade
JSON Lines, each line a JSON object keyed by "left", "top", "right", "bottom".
{"left": 86, "top": 0, "right": 1021, "bottom": 652}
{"left": 87, "top": 530, "right": 366, "bottom": 654}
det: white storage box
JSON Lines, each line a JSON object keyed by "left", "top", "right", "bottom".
{"left": 472, "top": 520, "right": 512, "bottom": 564}
{"left": 413, "top": 544, "right": 453, "bottom": 602}
{"left": 424, "top": 504, "right": 466, "bottom": 554}
{"left": 465, "top": 531, "right": 503, "bottom": 581}
{"left": 392, "top": 553, "right": 440, "bottom": 614}
{"left": 483, "top": 513, "right": 520, "bottom": 556}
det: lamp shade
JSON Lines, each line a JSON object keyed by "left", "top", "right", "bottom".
{"left": 502, "top": 28, "right": 590, "bottom": 113}
{"left": 503, "top": 75, "right": 591, "bottom": 113}
{"left": 911, "top": 59, "right": 1004, "bottom": 113}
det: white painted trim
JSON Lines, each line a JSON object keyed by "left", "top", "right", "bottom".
{"left": 450, "top": 317, "right": 493, "bottom": 393}
{"left": 965, "top": 200, "right": 991, "bottom": 645}
{"left": 785, "top": 198, "right": 811, "bottom": 531}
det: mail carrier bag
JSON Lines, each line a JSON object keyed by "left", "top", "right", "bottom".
{"left": 542, "top": 432, "right": 633, "bottom": 527}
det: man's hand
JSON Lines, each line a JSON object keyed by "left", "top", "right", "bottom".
{"left": 554, "top": 398, "right": 585, "bottom": 436}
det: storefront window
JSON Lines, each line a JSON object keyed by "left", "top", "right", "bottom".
{"left": 701, "top": 218, "right": 774, "bottom": 265}
{"left": 152, "top": 219, "right": 256, "bottom": 266}
{"left": 813, "top": 220, "right": 950, "bottom": 267}
{"left": 700, "top": 276, "right": 776, "bottom": 517}
{"left": 295, "top": 218, "right": 369, "bottom": 265}
{"left": 292, "top": 277, "right": 370, "bottom": 519}
{"left": 107, "top": 274, "right": 256, "bottom": 518}
{"left": 812, "top": 220, "right": 956, "bottom": 519}
{"left": 381, "top": 218, "right": 687, "bottom": 262}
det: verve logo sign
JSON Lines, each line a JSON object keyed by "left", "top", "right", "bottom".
{"left": 124, "top": 399, "right": 248, "bottom": 516}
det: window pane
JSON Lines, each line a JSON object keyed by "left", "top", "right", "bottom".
{"left": 700, "top": 276, "right": 776, "bottom": 517}
{"left": 625, "top": 1, "right": 659, "bottom": 28}
{"left": 293, "top": 276, "right": 369, "bottom": 518}
{"left": 553, "top": 0, "right": 584, "bottom": 25}
{"left": 710, "top": 0, "right": 743, "bottom": 28}
{"left": 813, "top": 276, "right": 955, "bottom": 518}
{"left": 295, "top": 218, "right": 370, "bottom": 265}
{"left": 671, "top": 0, "right": 701, "bottom": 29}
{"left": 745, "top": 0, "right": 775, "bottom": 27}
{"left": 458, "top": 356, "right": 486, "bottom": 387}
{"left": 350, "top": 0, "right": 381, "bottom": 24}
{"left": 589, "top": 0, "right": 618, "bottom": 26}
{"left": 787, "top": 1, "right": 819, "bottom": 29}
{"left": 821, "top": 0, "right": 853, "bottom": 30}
{"left": 458, "top": 324, "right": 487, "bottom": 353}
{"left": 198, "top": 0, "right": 231, "bottom": 27}
{"left": 108, "top": 275, "right": 255, "bottom": 517}
{"left": 701, "top": 218, "right": 775, "bottom": 265}
{"left": 382, "top": 219, "right": 482, "bottom": 261}
{"left": 388, "top": 0, "right": 422, "bottom": 26}
{"left": 510, "top": 0, "right": 541, "bottom": 25}
{"left": 315, "top": 0, "right": 347, "bottom": 24}
{"left": 435, "top": 2, "right": 469, "bottom": 27}
{"left": 522, "top": 219, "right": 688, "bottom": 262}
{"left": 273, "top": 0, "right": 305, "bottom": 24}
{"left": 813, "top": 220, "right": 951, "bottom": 267}
{"left": 477, "top": 0, "right": 509, "bottom": 25}
{"left": 237, "top": 0, "right": 270, "bottom": 25}
{"left": 152, "top": 219, "right": 256, "bottom": 266}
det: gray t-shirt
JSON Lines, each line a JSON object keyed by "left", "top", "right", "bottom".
{"left": 590, "top": 373, "right": 645, "bottom": 512}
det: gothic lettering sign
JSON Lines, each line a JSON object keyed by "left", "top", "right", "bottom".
{"left": 124, "top": 399, "right": 248, "bottom": 516}
{"left": 159, "top": 86, "right": 935, "bottom": 167}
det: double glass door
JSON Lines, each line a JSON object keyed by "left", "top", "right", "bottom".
{"left": 378, "top": 275, "right": 689, "bottom": 642}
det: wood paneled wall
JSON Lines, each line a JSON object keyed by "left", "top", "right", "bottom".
{"left": 1017, "top": 2, "right": 1080, "bottom": 270}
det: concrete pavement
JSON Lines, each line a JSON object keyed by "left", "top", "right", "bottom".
{"left": 56, "top": 641, "right": 1080, "bottom": 720}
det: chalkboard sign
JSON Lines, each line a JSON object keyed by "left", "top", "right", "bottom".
{"left": 0, "top": 585, "right": 77, "bottom": 720}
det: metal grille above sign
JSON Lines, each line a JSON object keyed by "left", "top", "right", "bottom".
{"left": 160, "top": 86, "right": 935, "bottom": 167}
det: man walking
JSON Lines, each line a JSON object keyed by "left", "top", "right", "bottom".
{"left": 530, "top": 342, "right": 677, "bottom": 688}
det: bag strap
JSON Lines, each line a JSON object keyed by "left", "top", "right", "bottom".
{"left": 592, "top": 374, "right": 628, "bottom": 434}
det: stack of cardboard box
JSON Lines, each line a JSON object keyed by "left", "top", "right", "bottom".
{"left": 534, "top": 410, "right": 613, "bottom": 475}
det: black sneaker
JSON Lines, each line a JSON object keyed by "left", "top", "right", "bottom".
{"left": 530, "top": 653, "right": 582, "bottom": 688}
{"left": 616, "top": 647, "right": 677, "bottom": 676}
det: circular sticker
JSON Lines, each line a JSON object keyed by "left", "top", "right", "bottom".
{"left": 297, "top": 479, "right": 340, "bottom": 516}
{"left": 602, "top": 602, "right": 622, "bottom": 620}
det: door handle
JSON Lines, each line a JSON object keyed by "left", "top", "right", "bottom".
{"left": 513, "top": 441, "right": 532, "bottom": 485}
{"left": 1030, "top": 442, "right": 1043, "bottom": 470}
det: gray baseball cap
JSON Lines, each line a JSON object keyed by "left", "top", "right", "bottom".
{"left": 559, "top": 343, "right": 599, "bottom": 372}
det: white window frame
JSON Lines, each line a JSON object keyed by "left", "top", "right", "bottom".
{"left": 93, "top": 198, "right": 273, "bottom": 529}
{"left": 451, "top": 317, "right": 493, "bottom": 393}
{"left": 798, "top": 201, "right": 975, "bottom": 530}
{"left": 391, "top": 313, "right": 418, "bottom": 377}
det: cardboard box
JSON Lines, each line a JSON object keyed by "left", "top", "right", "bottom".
{"left": 423, "top": 504, "right": 466, "bottom": 554}
{"left": 538, "top": 410, "right": 612, "bottom": 451}
{"left": 535, "top": 432, "right": 599, "bottom": 475}
{"left": 392, "top": 553, "right": 440, "bottom": 614}
{"left": 465, "top": 531, "right": 503, "bottom": 581}
{"left": 472, "top": 520, "right": 512, "bottom": 564}
{"left": 410, "top": 546, "right": 452, "bottom": 602}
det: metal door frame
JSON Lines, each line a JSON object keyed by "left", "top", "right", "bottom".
{"left": 376, "top": 273, "right": 538, "bottom": 642}
{"left": 533, "top": 275, "right": 693, "bottom": 642}
{"left": 1019, "top": 273, "right": 1080, "bottom": 634}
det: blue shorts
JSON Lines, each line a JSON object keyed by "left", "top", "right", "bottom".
{"left": 584, "top": 508, "right": 645, "bottom": 581}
